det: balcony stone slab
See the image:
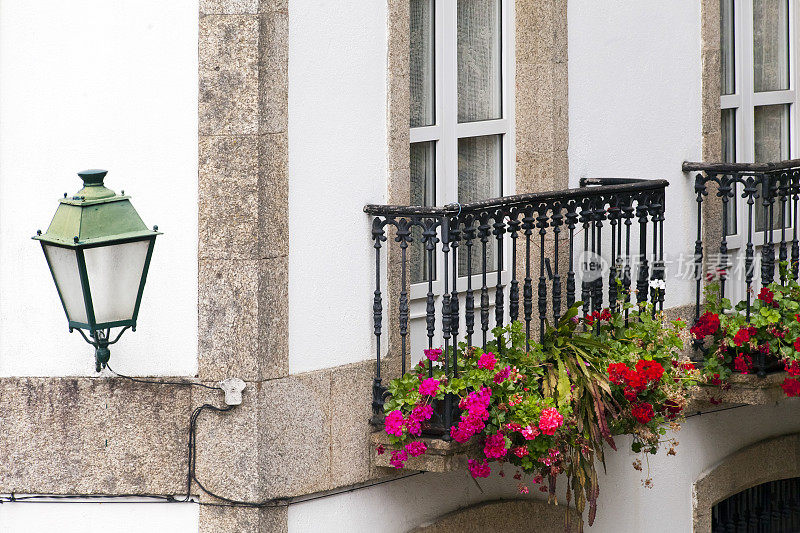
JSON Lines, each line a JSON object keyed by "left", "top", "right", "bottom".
{"left": 371, "top": 432, "right": 480, "bottom": 473}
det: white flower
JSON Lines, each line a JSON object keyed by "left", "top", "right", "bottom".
{"left": 649, "top": 279, "right": 666, "bottom": 290}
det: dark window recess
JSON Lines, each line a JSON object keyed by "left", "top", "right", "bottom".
{"left": 712, "top": 477, "right": 800, "bottom": 532}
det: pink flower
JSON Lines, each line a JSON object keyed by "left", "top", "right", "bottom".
{"left": 389, "top": 449, "right": 408, "bottom": 469}
{"left": 512, "top": 446, "right": 529, "bottom": 458}
{"left": 521, "top": 425, "right": 539, "bottom": 440}
{"left": 538, "top": 408, "right": 564, "bottom": 436}
{"left": 418, "top": 378, "right": 440, "bottom": 396}
{"left": 478, "top": 352, "right": 497, "bottom": 370}
{"left": 518, "top": 485, "right": 529, "bottom": 494}
{"left": 541, "top": 448, "right": 561, "bottom": 466}
{"left": 483, "top": 431, "right": 508, "bottom": 459}
{"left": 406, "top": 417, "right": 422, "bottom": 436}
{"left": 410, "top": 403, "right": 434, "bottom": 422}
{"left": 405, "top": 441, "right": 427, "bottom": 457}
{"left": 424, "top": 348, "right": 442, "bottom": 361}
{"left": 376, "top": 444, "right": 385, "bottom": 455}
{"left": 468, "top": 459, "right": 491, "bottom": 478}
{"left": 493, "top": 366, "right": 511, "bottom": 384}
{"left": 460, "top": 387, "right": 492, "bottom": 415}
{"left": 384, "top": 410, "right": 404, "bottom": 437}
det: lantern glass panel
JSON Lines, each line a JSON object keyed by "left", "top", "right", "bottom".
{"left": 84, "top": 240, "right": 150, "bottom": 324}
{"left": 43, "top": 244, "right": 88, "bottom": 324}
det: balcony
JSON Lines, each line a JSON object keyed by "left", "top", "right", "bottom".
{"left": 685, "top": 158, "right": 800, "bottom": 376}
{"left": 364, "top": 162, "right": 799, "bottom": 474}
{"left": 364, "top": 178, "right": 668, "bottom": 431}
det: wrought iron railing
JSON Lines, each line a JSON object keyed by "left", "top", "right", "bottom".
{"left": 684, "top": 159, "right": 800, "bottom": 375}
{"left": 365, "top": 179, "right": 668, "bottom": 431}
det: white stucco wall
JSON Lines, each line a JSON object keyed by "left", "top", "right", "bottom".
{"left": 287, "top": 0, "right": 388, "bottom": 373}
{"left": 0, "top": 0, "right": 199, "bottom": 376}
{"left": 287, "top": 402, "right": 800, "bottom": 532}
{"left": 0, "top": 501, "right": 198, "bottom": 533}
{"left": 568, "top": 0, "right": 702, "bottom": 310}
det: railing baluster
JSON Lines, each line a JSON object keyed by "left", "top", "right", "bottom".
{"left": 744, "top": 177, "right": 757, "bottom": 321}
{"left": 657, "top": 192, "right": 665, "bottom": 311}
{"left": 693, "top": 174, "right": 706, "bottom": 324}
{"left": 441, "top": 217, "right": 451, "bottom": 376}
{"left": 793, "top": 169, "right": 800, "bottom": 280}
{"left": 508, "top": 214, "right": 521, "bottom": 323}
{"left": 623, "top": 202, "right": 634, "bottom": 323}
{"left": 779, "top": 172, "right": 789, "bottom": 284}
{"left": 649, "top": 192, "right": 665, "bottom": 314}
{"left": 581, "top": 201, "right": 591, "bottom": 320}
{"left": 608, "top": 201, "right": 619, "bottom": 311}
{"left": 493, "top": 212, "right": 505, "bottom": 346}
{"left": 371, "top": 218, "right": 387, "bottom": 419}
{"left": 566, "top": 203, "right": 578, "bottom": 310}
{"left": 718, "top": 173, "right": 732, "bottom": 298}
{"left": 552, "top": 204, "right": 563, "bottom": 324}
{"left": 479, "top": 215, "right": 491, "bottom": 348}
{"left": 450, "top": 221, "right": 460, "bottom": 374}
{"left": 636, "top": 196, "right": 649, "bottom": 307}
{"left": 397, "top": 219, "right": 411, "bottom": 375}
{"left": 464, "top": 219, "right": 476, "bottom": 349}
{"left": 523, "top": 209, "right": 534, "bottom": 350}
{"left": 424, "top": 218, "right": 438, "bottom": 376}
{"left": 762, "top": 172, "right": 775, "bottom": 287}
{"left": 537, "top": 207, "right": 549, "bottom": 341}
{"left": 593, "top": 199, "right": 604, "bottom": 316}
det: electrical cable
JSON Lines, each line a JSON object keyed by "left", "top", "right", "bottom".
{"left": 106, "top": 365, "right": 221, "bottom": 391}
{"left": 685, "top": 403, "right": 749, "bottom": 419}
{"left": 0, "top": 387, "right": 424, "bottom": 509}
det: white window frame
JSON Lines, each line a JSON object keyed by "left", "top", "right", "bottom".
{"left": 409, "top": 0, "right": 515, "bottom": 302}
{"left": 722, "top": 0, "right": 799, "bottom": 252}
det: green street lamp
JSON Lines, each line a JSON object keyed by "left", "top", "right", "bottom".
{"left": 34, "top": 169, "right": 161, "bottom": 371}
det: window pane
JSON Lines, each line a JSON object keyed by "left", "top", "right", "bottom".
{"left": 720, "top": 0, "right": 735, "bottom": 95}
{"left": 457, "top": 0, "right": 502, "bottom": 123}
{"left": 721, "top": 109, "right": 737, "bottom": 235}
{"left": 410, "top": 0, "right": 435, "bottom": 127}
{"left": 754, "top": 104, "right": 789, "bottom": 231}
{"left": 753, "top": 0, "right": 789, "bottom": 92}
{"left": 84, "top": 240, "right": 150, "bottom": 324}
{"left": 458, "top": 135, "right": 502, "bottom": 275}
{"left": 410, "top": 142, "right": 436, "bottom": 283}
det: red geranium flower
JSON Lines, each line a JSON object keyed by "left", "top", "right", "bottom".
{"left": 635, "top": 360, "right": 664, "bottom": 383}
{"left": 631, "top": 402, "right": 655, "bottom": 424}
{"left": 691, "top": 312, "right": 720, "bottom": 338}
{"left": 794, "top": 338, "right": 800, "bottom": 352}
{"left": 607, "top": 362, "right": 629, "bottom": 385}
{"left": 734, "top": 354, "right": 753, "bottom": 374}
{"left": 733, "top": 328, "right": 751, "bottom": 347}
{"left": 780, "top": 377, "right": 800, "bottom": 397}
{"left": 758, "top": 287, "right": 776, "bottom": 306}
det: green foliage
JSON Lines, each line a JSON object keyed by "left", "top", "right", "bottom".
{"left": 382, "top": 300, "right": 695, "bottom": 527}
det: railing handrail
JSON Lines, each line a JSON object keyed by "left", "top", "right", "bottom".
{"left": 364, "top": 178, "right": 669, "bottom": 217}
{"left": 683, "top": 158, "right": 800, "bottom": 173}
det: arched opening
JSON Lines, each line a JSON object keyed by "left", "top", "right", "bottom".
{"left": 693, "top": 433, "right": 800, "bottom": 532}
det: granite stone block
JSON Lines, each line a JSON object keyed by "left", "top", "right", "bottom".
{"left": 199, "top": 135, "right": 260, "bottom": 260}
